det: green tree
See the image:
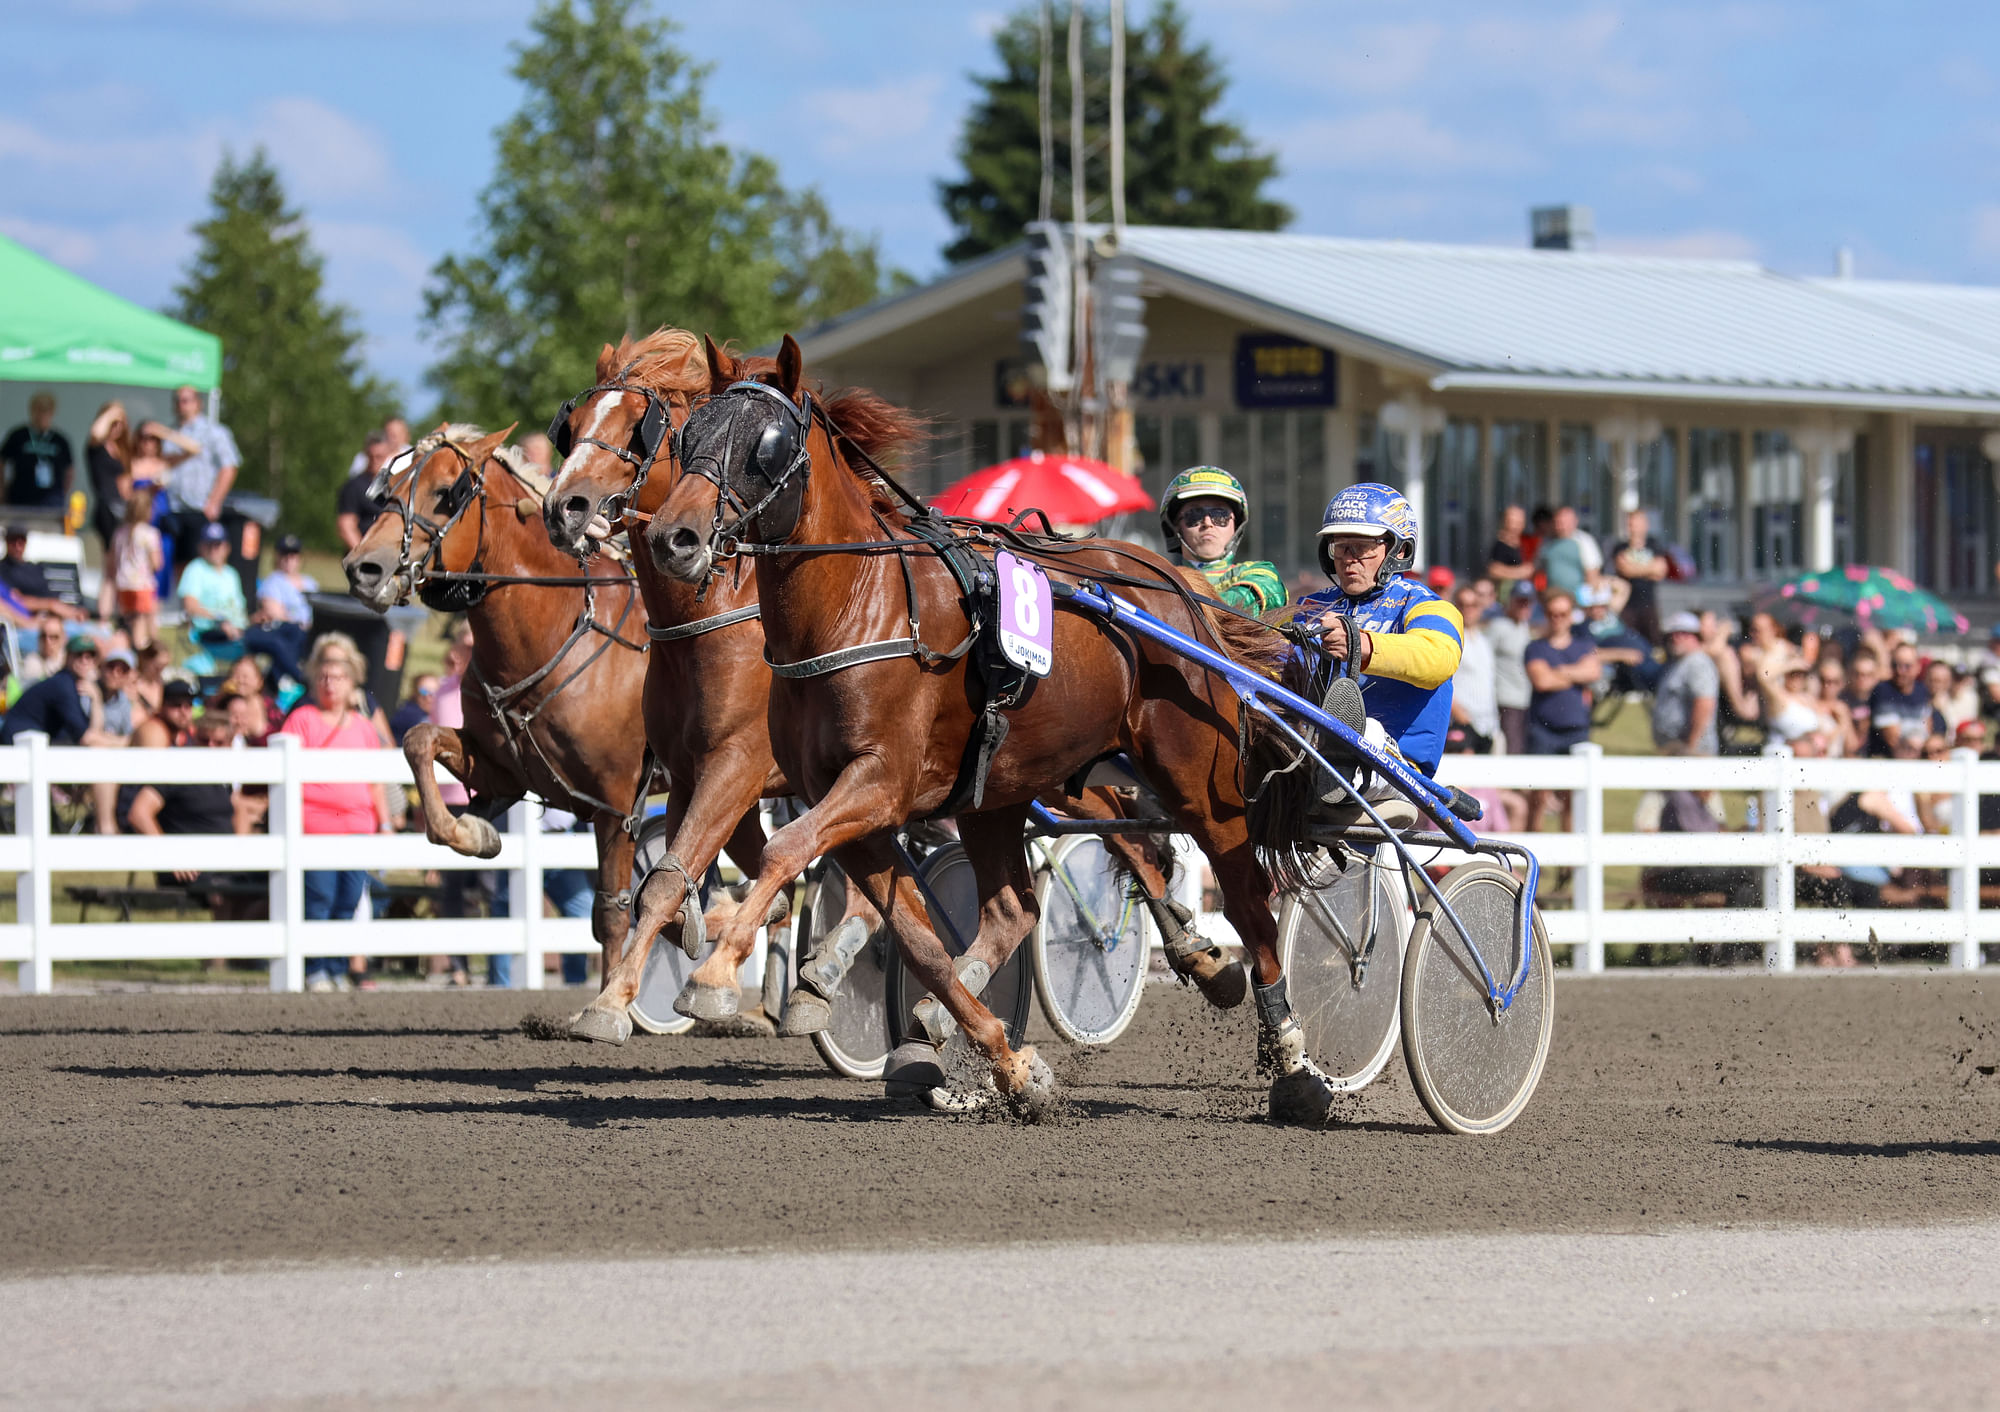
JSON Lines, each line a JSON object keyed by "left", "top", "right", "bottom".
{"left": 939, "top": 0, "right": 1291, "bottom": 263}
{"left": 425, "top": 0, "right": 901, "bottom": 428}
{"left": 171, "top": 148, "right": 395, "bottom": 548}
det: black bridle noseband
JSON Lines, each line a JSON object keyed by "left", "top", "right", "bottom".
{"left": 546, "top": 365, "right": 679, "bottom": 530}
{"left": 369, "top": 437, "right": 493, "bottom": 612}
{"left": 674, "top": 379, "right": 815, "bottom": 568}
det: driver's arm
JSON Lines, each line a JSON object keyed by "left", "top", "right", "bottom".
{"left": 1363, "top": 599, "right": 1464, "bottom": 690}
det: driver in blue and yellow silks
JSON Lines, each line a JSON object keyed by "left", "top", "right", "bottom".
{"left": 1159, "top": 466, "right": 1286, "bottom": 615}
{"left": 1293, "top": 482, "right": 1462, "bottom": 787}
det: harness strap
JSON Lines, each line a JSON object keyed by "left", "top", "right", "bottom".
{"left": 765, "top": 636, "right": 926, "bottom": 678}
{"left": 647, "top": 603, "right": 761, "bottom": 641}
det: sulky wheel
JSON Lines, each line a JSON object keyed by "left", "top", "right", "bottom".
{"left": 797, "top": 858, "right": 894, "bottom": 1080}
{"left": 885, "top": 841, "right": 1032, "bottom": 1051}
{"left": 1277, "top": 843, "right": 1410, "bottom": 1091}
{"left": 1029, "top": 834, "right": 1150, "bottom": 1047}
{"left": 1400, "top": 862, "right": 1554, "bottom": 1135}
{"left": 628, "top": 815, "right": 700, "bottom": 1036}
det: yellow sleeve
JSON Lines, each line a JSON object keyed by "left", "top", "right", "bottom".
{"left": 1363, "top": 599, "right": 1463, "bottom": 689}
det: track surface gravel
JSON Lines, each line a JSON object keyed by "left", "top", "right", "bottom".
{"left": 2, "top": 972, "right": 1997, "bottom": 1274}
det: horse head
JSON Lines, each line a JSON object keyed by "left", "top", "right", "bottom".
{"left": 543, "top": 329, "right": 709, "bottom": 558}
{"left": 343, "top": 422, "right": 515, "bottom": 612}
{"left": 645, "top": 334, "right": 820, "bottom": 584}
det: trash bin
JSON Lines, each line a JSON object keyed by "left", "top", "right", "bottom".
{"left": 220, "top": 493, "right": 280, "bottom": 613}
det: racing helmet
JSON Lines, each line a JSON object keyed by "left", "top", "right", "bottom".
{"left": 1159, "top": 465, "right": 1249, "bottom": 558}
{"left": 1318, "top": 481, "right": 1417, "bottom": 586}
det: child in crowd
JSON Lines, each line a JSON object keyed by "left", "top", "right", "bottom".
{"left": 107, "top": 491, "right": 163, "bottom": 649}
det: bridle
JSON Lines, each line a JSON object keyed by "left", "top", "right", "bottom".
{"left": 674, "top": 379, "right": 815, "bottom": 572}
{"left": 368, "top": 436, "right": 493, "bottom": 612}
{"left": 546, "top": 364, "right": 679, "bottom": 531}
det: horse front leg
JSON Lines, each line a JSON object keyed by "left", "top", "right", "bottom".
{"left": 403, "top": 723, "right": 504, "bottom": 859}
{"left": 590, "top": 811, "right": 635, "bottom": 977}
{"left": 673, "top": 803, "right": 788, "bottom": 1032}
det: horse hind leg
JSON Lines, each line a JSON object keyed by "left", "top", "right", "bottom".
{"left": 779, "top": 868, "right": 882, "bottom": 1038}
{"left": 1100, "top": 828, "right": 1247, "bottom": 1011}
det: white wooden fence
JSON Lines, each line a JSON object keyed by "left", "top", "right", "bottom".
{"left": 1, "top": 735, "right": 1993, "bottom": 993}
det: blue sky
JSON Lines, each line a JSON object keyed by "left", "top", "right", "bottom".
{"left": 5, "top": 1, "right": 1997, "bottom": 403}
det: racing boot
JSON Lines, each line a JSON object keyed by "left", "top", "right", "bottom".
{"left": 778, "top": 914, "right": 871, "bottom": 1037}
{"left": 1144, "top": 892, "right": 1246, "bottom": 1010}
{"left": 1256, "top": 972, "right": 1338, "bottom": 1128}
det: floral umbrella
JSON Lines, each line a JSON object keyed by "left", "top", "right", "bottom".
{"left": 1761, "top": 565, "right": 1969, "bottom": 635}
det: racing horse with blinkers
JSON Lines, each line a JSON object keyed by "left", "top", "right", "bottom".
{"left": 638, "top": 334, "right": 1338, "bottom": 1122}
{"left": 343, "top": 423, "right": 653, "bottom": 982}
{"left": 543, "top": 332, "right": 1245, "bottom": 1051}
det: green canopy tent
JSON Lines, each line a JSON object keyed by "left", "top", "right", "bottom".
{"left": 0, "top": 235, "right": 219, "bottom": 394}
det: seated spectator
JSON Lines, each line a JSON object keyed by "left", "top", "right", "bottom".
{"left": 133, "top": 679, "right": 196, "bottom": 748}
{"left": 223, "top": 657, "right": 283, "bottom": 741}
{"left": 256, "top": 533, "right": 317, "bottom": 637}
{"left": 179, "top": 523, "right": 306, "bottom": 687}
{"left": 89, "top": 650, "right": 140, "bottom": 834}
{"left": 1742, "top": 644, "right": 1835, "bottom": 755}
{"left": 1580, "top": 584, "right": 1661, "bottom": 695}
{"left": 1866, "top": 644, "right": 1932, "bottom": 757}
{"left": 1640, "top": 789, "right": 1761, "bottom": 908}
{"left": 126, "top": 708, "right": 266, "bottom": 921}
{"left": 390, "top": 674, "right": 439, "bottom": 745}
{"left": 1, "top": 636, "right": 123, "bottom": 746}
{"left": 1702, "top": 613, "right": 1764, "bottom": 753}
{"left": 17, "top": 613, "right": 67, "bottom": 687}
{"left": 1926, "top": 658, "right": 1976, "bottom": 736}
{"left": 1829, "top": 730, "right": 1928, "bottom": 906}
{"left": 130, "top": 643, "right": 168, "bottom": 720}
{"left": 1841, "top": 648, "right": 1881, "bottom": 756}
{"left": 105, "top": 492, "right": 163, "bottom": 649}
{"left": 0, "top": 528, "right": 84, "bottom": 621}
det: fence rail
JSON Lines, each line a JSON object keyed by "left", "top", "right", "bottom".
{"left": 1, "top": 735, "right": 1993, "bottom": 993}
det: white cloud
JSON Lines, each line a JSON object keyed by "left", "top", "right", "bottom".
{"left": 1281, "top": 108, "right": 1531, "bottom": 174}
{"left": 800, "top": 75, "right": 948, "bottom": 163}
{"left": 1600, "top": 228, "right": 1760, "bottom": 261}
{"left": 1973, "top": 204, "right": 2000, "bottom": 261}
{"left": 0, "top": 216, "right": 101, "bottom": 269}
{"left": 249, "top": 97, "right": 398, "bottom": 204}
{"left": 968, "top": 10, "right": 1006, "bottom": 40}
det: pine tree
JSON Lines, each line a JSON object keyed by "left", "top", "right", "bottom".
{"left": 424, "top": 0, "right": 902, "bottom": 429}
{"left": 171, "top": 149, "right": 395, "bottom": 548}
{"left": 939, "top": 0, "right": 1291, "bottom": 263}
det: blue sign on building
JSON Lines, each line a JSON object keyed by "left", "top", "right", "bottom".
{"left": 1235, "top": 334, "right": 1337, "bottom": 408}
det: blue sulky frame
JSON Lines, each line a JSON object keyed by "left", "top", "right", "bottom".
{"left": 1044, "top": 580, "right": 1541, "bottom": 1015}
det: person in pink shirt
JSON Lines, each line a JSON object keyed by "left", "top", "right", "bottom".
{"left": 281, "top": 633, "right": 392, "bottom": 991}
{"left": 428, "top": 627, "right": 510, "bottom": 985}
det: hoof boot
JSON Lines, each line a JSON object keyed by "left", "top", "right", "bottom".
{"left": 1268, "top": 1064, "right": 1338, "bottom": 1128}
{"left": 911, "top": 956, "right": 991, "bottom": 1046}
{"left": 1000, "top": 1050, "right": 1060, "bottom": 1123}
{"left": 568, "top": 1006, "right": 632, "bottom": 1046}
{"left": 883, "top": 1039, "right": 947, "bottom": 1102}
{"left": 776, "top": 988, "right": 833, "bottom": 1037}
{"left": 455, "top": 814, "right": 503, "bottom": 860}
{"left": 672, "top": 980, "right": 740, "bottom": 1022}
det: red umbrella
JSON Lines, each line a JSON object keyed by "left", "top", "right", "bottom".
{"left": 931, "top": 450, "right": 1154, "bottom": 524}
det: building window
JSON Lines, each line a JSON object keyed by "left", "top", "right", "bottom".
{"left": 1489, "top": 421, "right": 1546, "bottom": 527}
{"left": 1687, "top": 429, "right": 1739, "bottom": 580}
{"left": 1428, "top": 418, "right": 1483, "bottom": 576}
{"left": 1943, "top": 441, "right": 1992, "bottom": 594}
{"left": 1634, "top": 432, "right": 1678, "bottom": 547}
{"left": 1833, "top": 437, "right": 1864, "bottom": 567}
{"left": 1294, "top": 413, "right": 1325, "bottom": 577}
{"left": 1558, "top": 422, "right": 1612, "bottom": 537}
{"left": 1748, "top": 431, "right": 1804, "bottom": 578}
{"left": 1258, "top": 413, "right": 1289, "bottom": 571}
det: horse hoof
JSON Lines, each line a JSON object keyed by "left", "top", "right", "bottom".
{"left": 455, "top": 814, "right": 503, "bottom": 860}
{"left": 1001, "top": 1050, "right": 1060, "bottom": 1123}
{"left": 1268, "top": 1064, "right": 1337, "bottom": 1128}
{"left": 1195, "top": 955, "right": 1249, "bottom": 1010}
{"left": 690, "top": 1006, "right": 776, "bottom": 1039}
{"left": 777, "top": 989, "right": 832, "bottom": 1037}
{"left": 568, "top": 1006, "right": 632, "bottom": 1046}
{"left": 883, "top": 1039, "right": 947, "bottom": 1101}
{"left": 672, "top": 980, "right": 739, "bottom": 1022}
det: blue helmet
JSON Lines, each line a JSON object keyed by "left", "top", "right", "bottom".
{"left": 1318, "top": 481, "right": 1417, "bottom": 586}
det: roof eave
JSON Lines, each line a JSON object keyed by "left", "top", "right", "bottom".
{"left": 1427, "top": 371, "right": 2000, "bottom": 418}
{"left": 786, "top": 245, "right": 1026, "bottom": 362}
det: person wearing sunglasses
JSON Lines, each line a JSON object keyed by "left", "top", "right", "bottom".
{"left": 1157, "top": 466, "right": 1285, "bottom": 615}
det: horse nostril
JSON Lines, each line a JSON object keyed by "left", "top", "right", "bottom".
{"left": 668, "top": 527, "right": 700, "bottom": 558}
{"left": 350, "top": 560, "right": 381, "bottom": 585}
{"left": 559, "top": 495, "right": 591, "bottom": 530}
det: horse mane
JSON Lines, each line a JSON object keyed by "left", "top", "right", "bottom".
{"left": 1171, "top": 567, "right": 1293, "bottom": 679}
{"left": 598, "top": 327, "right": 712, "bottom": 405}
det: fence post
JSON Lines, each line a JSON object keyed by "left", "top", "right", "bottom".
{"left": 1764, "top": 747, "right": 1796, "bottom": 973}
{"left": 1573, "top": 742, "right": 1605, "bottom": 974}
{"left": 1952, "top": 747, "right": 1982, "bottom": 971}
{"left": 19, "top": 733, "right": 51, "bottom": 994}
{"left": 269, "top": 733, "right": 305, "bottom": 992}
{"left": 515, "top": 801, "right": 542, "bottom": 991}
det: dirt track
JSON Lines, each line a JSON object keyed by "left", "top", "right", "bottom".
{"left": 2, "top": 974, "right": 1997, "bottom": 1275}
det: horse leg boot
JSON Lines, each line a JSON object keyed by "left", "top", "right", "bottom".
{"left": 1256, "top": 973, "right": 1338, "bottom": 1127}
{"left": 570, "top": 796, "right": 700, "bottom": 1044}
{"left": 780, "top": 868, "right": 881, "bottom": 1037}
{"left": 676, "top": 806, "right": 786, "bottom": 1032}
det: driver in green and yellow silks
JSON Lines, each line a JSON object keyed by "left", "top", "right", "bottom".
{"left": 1159, "top": 466, "right": 1286, "bottom": 614}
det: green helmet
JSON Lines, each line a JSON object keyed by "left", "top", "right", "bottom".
{"left": 1159, "top": 465, "right": 1249, "bottom": 556}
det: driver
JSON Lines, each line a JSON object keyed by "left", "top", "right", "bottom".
{"left": 1293, "top": 483, "right": 1462, "bottom": 817}
{"left": 1158, "top": 466, "right": 1285, "bottom": 614}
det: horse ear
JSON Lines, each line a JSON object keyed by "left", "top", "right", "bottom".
{"left": 703, "top": 334, "right": 734, "bottom": 390}
{"left": 594, "top": 342, "right": 620, "bottom": 381}
{"left": 775, "top": 335, "right": 804, "bottom": 400}
{"left": 472, "top": 423, "right": 517, "bottom": 460}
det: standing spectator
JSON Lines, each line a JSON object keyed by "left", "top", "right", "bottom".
{"left": 1651, "top": 612, "right": 1718, "bottom": 757}
{"left": 1487, "top": 580, "right": 1536, "bottom": 754}
{"left": 1534, "top": 506, "right": 1600, "bottom": 602}
{"left": 281, "top": 634, "right": 394, "bottom": 992}
{"left": 257, "top": 534, "right": 317, "bottom": 636}
{"left": 84, "top": 402, "right": 134, "bottom": 552}
{"left": 1448, "top": 584, "right": 1498, "bottom": 754}
{"left": 518, "top": 431, "right": 554, "bottom": 477}
{"left": 107, "top": 492, "right": 164, "bottom": 648}
{"left": 1522, "top": 505, "right": 1552, "bottom": 575}
{"left": 1608, "top": 508, "right": 1668, "bottom": 645}
{"left": 180, "top": 523, "right": 307, "bottom": 687}
{"left": 1, "top": 391, "right": 74, "bottom": 510}
{"left": 1522, "top": 588, "right": 1599, "bottom": 833}
{"left": 1866, "top": 645, "right": 1932, "bottom": 757}
{"left": 158, "top": 384, "right": 239, "bottom": 570}
{"left": 1484, "top": 504, "right": 1533, "bottom": 587}
{"left": 390, "top": 674, "right": 439, "bottom": 745}
{"left": 1, "top": 636, "right": 123, "bottom": 746}
{"left": 384, "top": 416, "right": 411, "bottom": 458}
{"left": 337, "top": 433, "right": 392, "bottom": 550}
{"left": 127, "top": 421, "right": 172, "bottom": 493}
{"left": 0, "top": 526, "right": 85, "bottom": 620}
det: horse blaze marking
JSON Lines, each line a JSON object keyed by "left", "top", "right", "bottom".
{"left": 996, "top": 551, "right": 1053, "bottom": 677}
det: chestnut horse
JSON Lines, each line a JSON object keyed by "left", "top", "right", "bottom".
{"left": 343, "top": 423, "right": 651, "bottom": 981}
{"left": 543, "top": 333, "right": 1237, "bottom": 1051}
{"left": 639, "top": 335, "right": 1334, "bottom": 1123}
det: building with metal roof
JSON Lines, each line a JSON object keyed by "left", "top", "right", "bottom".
{"left": 797, "top": 224, "right": 2000, "bottom": 614}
